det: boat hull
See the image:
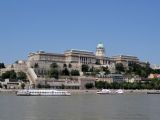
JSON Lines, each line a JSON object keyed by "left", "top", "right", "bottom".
{"left": 16, "top": 90, "right": 71, "bottom": 96}
{"left": 147, "top": 92, "right": 160, "bottom": 94}
{"left": 97, "top": 92, "right": 111, "bottom": 94}
{"left": 97, "top": 89, "right": 124, "bottom": 95}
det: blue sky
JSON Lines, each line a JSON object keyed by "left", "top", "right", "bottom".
{"left": 0, "top": 0, "right": 160, "bottom": 64}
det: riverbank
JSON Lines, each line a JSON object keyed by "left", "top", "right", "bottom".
{"left": 68, "top": 89, "right": 160, "bottom": 95}
{"left": 1, "top": 89, "right": 160, "bottom": 95}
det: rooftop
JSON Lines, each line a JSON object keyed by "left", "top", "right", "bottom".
{"left": 65, "top": 49, "right": 94, "bottom": 54}
{"left": 97, "top": 42, "right": 105, "bottom": 49}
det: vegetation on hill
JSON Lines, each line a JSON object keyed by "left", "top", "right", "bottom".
{"left": 85, "top": 83, "right": 94, "bottom": 89}
{"left": 0, "top": 63, "right": 5, "bottom": 69}
{"left": 95, "top": 79, "right": 160, "bottom": 90}
{"left": 71, "top": 70, "right": 80, "bottom": 76}
{"left": 1, "top": 70, "right": 17, "bottom": 79}
{"left": 81, "top": 64, "right": 89, "bottom": 72}
{"left": 115, "top": 63, "right": 152, "bottom": 77}
{"left": 1, "top": 70, "right": 27, "bottom": 82}
{"left": 48, "top": 63, "right": 80, "bottom": 79}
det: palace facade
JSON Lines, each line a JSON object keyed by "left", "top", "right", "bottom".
{"left": 28, "top": 43, "right": 143, "bottom": 71}
{"left": 28, "top": 43, "right": 112, "bottom": 69}
{"left": 0, "top": 42, "right": 147, "bottom": 88}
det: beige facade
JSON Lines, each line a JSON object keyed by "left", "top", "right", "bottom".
{"left": 27, "top": 43, "right": 145, "bottom": 71}
{"left": 1, "top": 43, "right": 147, "bottom": 87}
{"left": 111, "top": 55, "right": 140, "bottom": 67}
{"left": 64, "top": 49, "right": 96, "bottom": 64}
{"left": 28, "top": 43, "right": 113, "bottom": 71}
{"left": 96, "top": 43, "right": 106, "bottom": 57}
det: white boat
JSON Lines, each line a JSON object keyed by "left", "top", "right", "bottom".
{"left": 97, "top": 89, "right": 112, "bottom": 94}
{"left": 97, "top": 89, "right": 124, "bottom": 95}
{"left": 17, "top": 89, "right": 71, "bottom": 96}
{"left": 115, "top": 89, "right": 124, "bottom": 94}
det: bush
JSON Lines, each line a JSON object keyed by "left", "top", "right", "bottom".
{"left": 95, "top": 79, "right": 160, "bottom": 90}
{"left": 0, "top": 63, "right": 5, "bottom": 69}
{"left": 50, "top": 63, "right": 58, "bottom": 69}
{"left": 2, "top": 70, "right": 17, "bottom": 79}
{"left": 0, "top": 83, "right": 2, "bottom": 88}
{"left": 36, "top": 84, "right": 42, "bottom": 89}
{"left": 44, "top": 84, "right": 50, "bottom": 89}
{"left": 69, "top": 64, "right": 72, "bottom": 68}
{"left": 49, "top": 69, "right": 59, "bottom": 79}
{"left": 61, "top": 68, "right": 70, "bottom": 76}
{"left": 21, "top": 83, "right": 25, "bottom": 89}
{"left": 81, "top": 64, "right": 89, "bottom": 72}
{"left": 17, "top": 71, "right": 27, "bottom": 80}
{"left": 71, "top": 70, "right": 80, "bottom": 76}
{"left": 85, "top": 83, "right": 94, "bottom": 89}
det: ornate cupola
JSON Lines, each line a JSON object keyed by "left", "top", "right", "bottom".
{"left": 96, "top": 42, "right": 106, "bottom": 57}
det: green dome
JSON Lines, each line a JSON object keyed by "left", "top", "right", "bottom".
{"left": 97, "top": 43, "right": 104, "bottom": 49}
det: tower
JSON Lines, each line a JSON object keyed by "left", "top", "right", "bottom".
{"left": 96, "top": 42, "right": 106, "bottom": 57}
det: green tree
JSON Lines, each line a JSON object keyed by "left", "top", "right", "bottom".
{"left": 110, "top": 82, "right": 121, "bottom": 89}
{"left": 61, "top": 84, "right": 65, "bottom": 89}
{"left": 116, "top": 63, "right": 125, "bottom": 73}
{"left": 21, "top": 83, "right": 25, "bottom": 89}
{"left": 36, "top": 84, "right": 42, "bottom": 88}
{"left": 50, "top": 63, "right": 58, "bottom": 69}
{"left": 89, "top": 66, "right": 94, "bottom": 72}
{"left": 61, "top": 68, "right": 70, "bottom": 76}
{"left": 101, "top": 66, "right": 110, "bottom": 74}
{"left": 4, "top": 85, "right": 7, "bottom": 89}
{"left": 128, "top": 62, "right": 153, "bottom": 78}
{"left": 2, "top": 70, "right": 17, "bottom": 79}
{"left": 94, "top": 69, "right": 101, "bottom": 74}
{"left": 15, "top": 61, "right": 19, "bottom": 64}
{"left": 10, "top": 71, "right": 17, "bottom": 79}
{"left": 85, "top": 83, "right": 94, "bottom": 89}
{"left": 63, "top": 64, "right": 67, "bottom": 68}
{"left": 81, "top": 64, "right": 89, "bottom": 72}
{"left": 71, "top": 70, "right": 80, "bottom": 76}
{"left": 95, "top": 61, "right": 101, "bottom": 65}
{"left": 0, "top": 83, "right": 2, "bottom": 88}
{"left": 95, "top": 81, "right": 106, "bottom": 89}
{"left": 49, "top": 69, "right": 59, "bottom": 79}
{"left": 69, "top": 63, "right": 72, "bottom": 68}
{"left": 0, "top": 63, "right": 5, "bottom": 69}
{"left": 152, "top": 69, "right": 160, "bottom": 74}
{"left": 11, "top": 65, "right": 14, "bottom": 68}
{"left": 17, "top": 71, "right": 27, "bottom": 80}
{"left": 34, "top": 63, "right": 39, "bottom": 68}
{"left": 45, "top": 84, "right": 50, "bottom": 88}
{"left": 95, "top": 79, "right": 160, "bottom": 90}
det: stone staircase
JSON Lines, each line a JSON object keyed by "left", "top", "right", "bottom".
{"left": 26, "top": 68, "right": 38, "bottom": 85}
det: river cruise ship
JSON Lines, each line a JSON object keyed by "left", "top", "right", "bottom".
{"left": 17, "top": 89, "right": 71, "bottom": 96}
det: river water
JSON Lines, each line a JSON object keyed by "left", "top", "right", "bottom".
{"left": 0, "top": 93, "right": 159, "bottom": 120}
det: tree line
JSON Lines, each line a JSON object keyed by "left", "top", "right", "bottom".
{"left": 116, "top": 62, "right": 159, "bottom": 78}
{"left": 0, "top": 70, "right": 27, "bottom": 82}
{"left": 46, "top": 63, "right": 80, "bottom": 79}
{"left": 85, "top": 79, "right": 160, "bottom": 90}
{"left": 0, "top": 63, "right": 5, "bottom": 69}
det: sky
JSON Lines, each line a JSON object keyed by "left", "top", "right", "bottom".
{"left": 0, "top": 0, "right": 160, "bottom": 65}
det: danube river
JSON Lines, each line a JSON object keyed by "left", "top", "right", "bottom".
{"left": 0, "top": 93, "right": 159, "bottom": 120}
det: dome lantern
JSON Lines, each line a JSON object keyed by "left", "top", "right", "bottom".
{"left": 96, "top": 42, "right": 106, "bottom": 57}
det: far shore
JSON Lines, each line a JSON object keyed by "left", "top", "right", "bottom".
{"left": 68, "top": 89, "right": 160, "bottom": 94}
{"left": 0, "top": 89, "right": 160, "bottom": 95}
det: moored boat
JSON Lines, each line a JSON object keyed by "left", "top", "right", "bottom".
{"left": 147, "top": 91, "right": 160, "bottom": 94}
{"left": 97, "top": 89, "right": 124, "bottom": 95}
{"left": 17, "top": 89, "right": 71, "bottom": 96}
{"left": 97, "top": 89, "right": 112, "bottom": 94}
{"left": 115, "top": 89, "right": 124, "bottom": 94}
